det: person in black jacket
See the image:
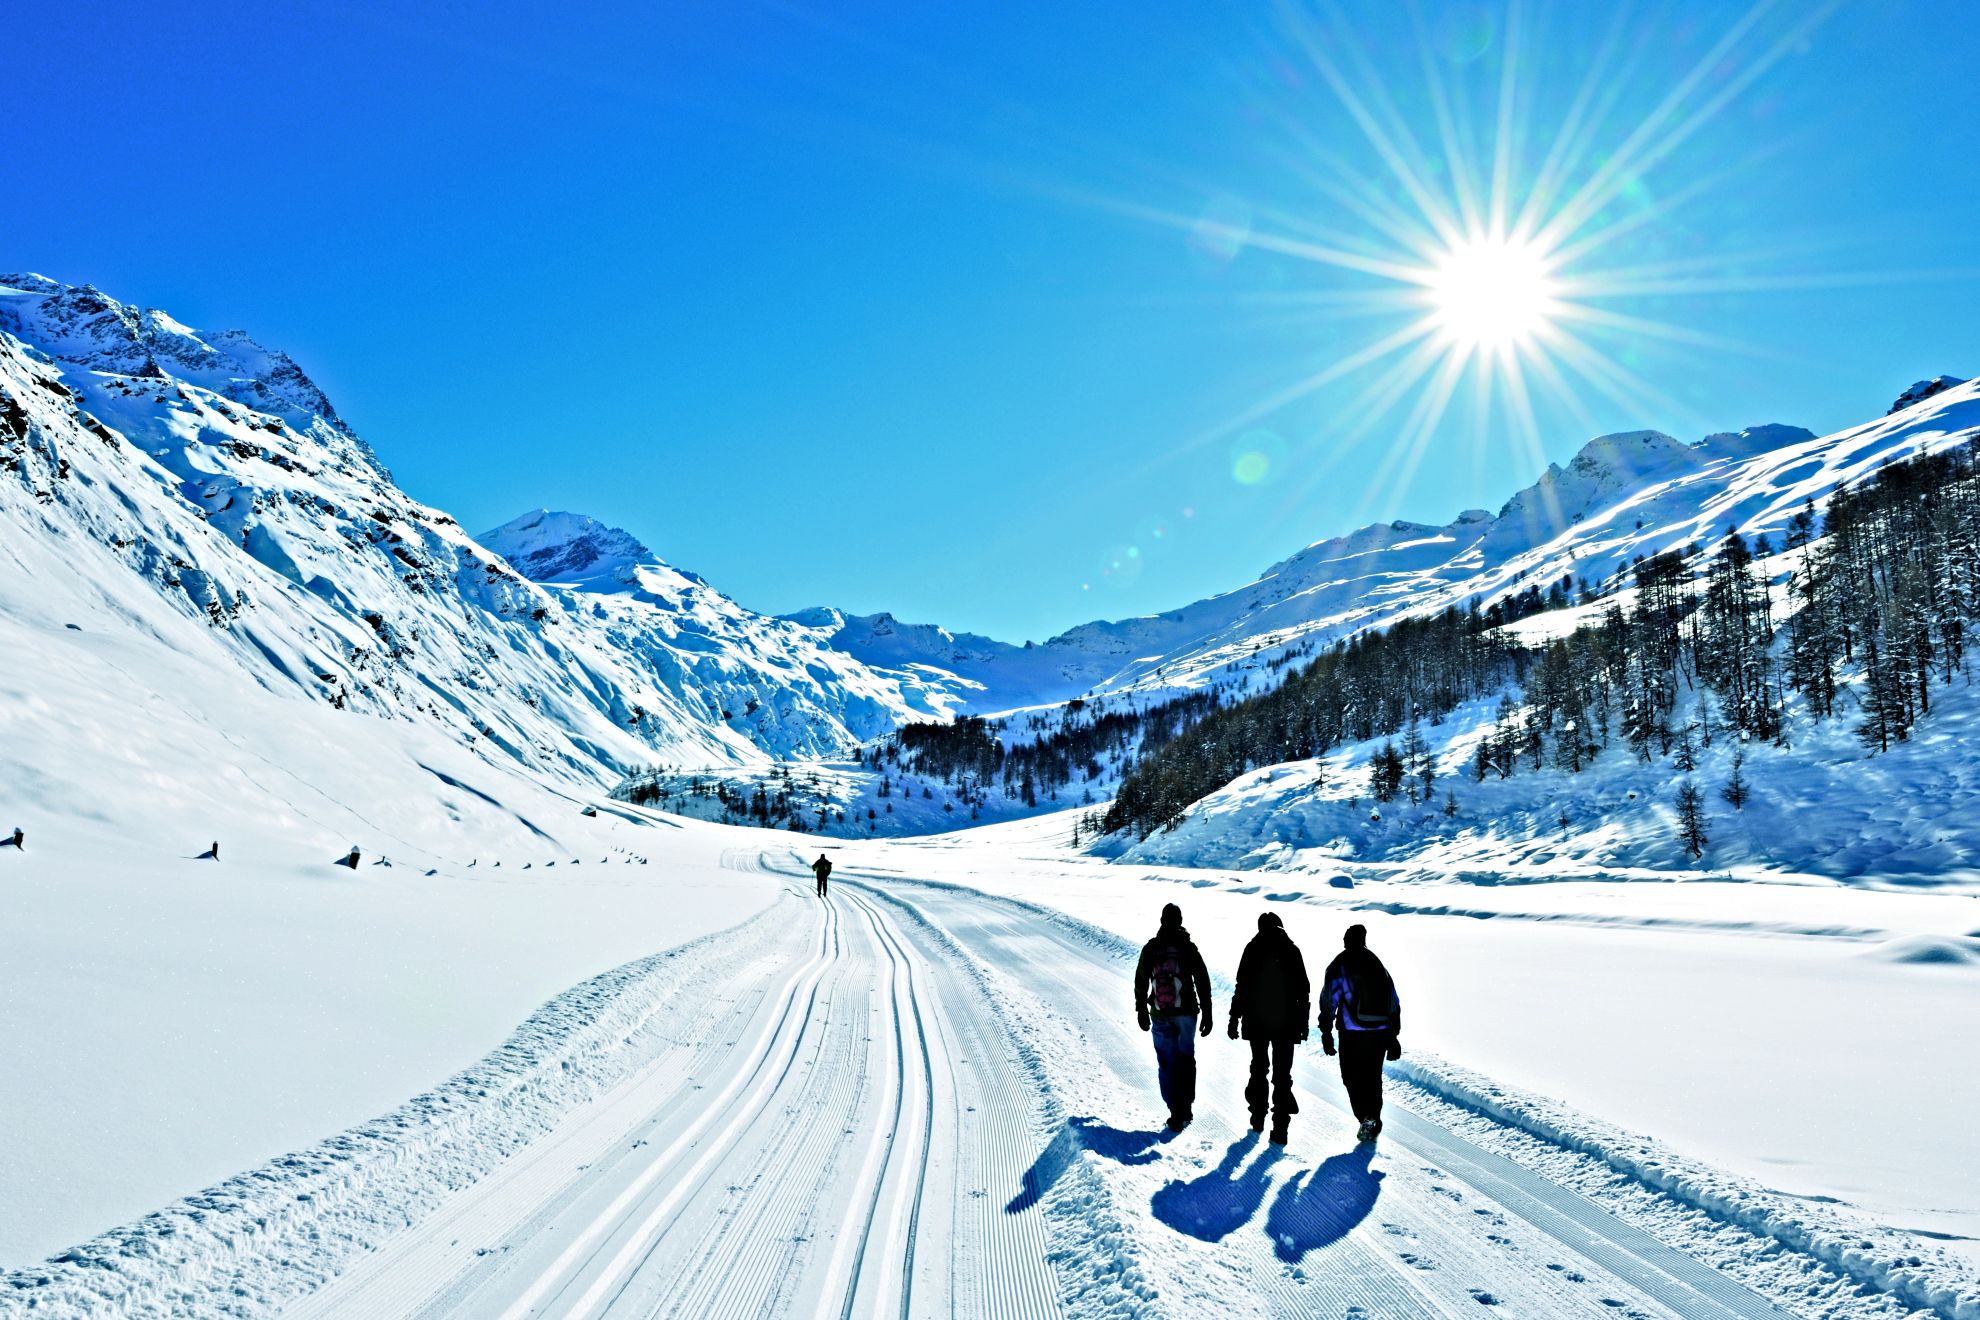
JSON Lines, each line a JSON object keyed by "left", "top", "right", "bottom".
{"left": 1227, "top": 911, "right": 1309, "bottom": 1145}
{"left": 811, "top": 854, "right": 831, "bottom": 897}
{"left": 1133, "top": 902, "right": 1213, "bottom": 1131}
{"left": 1318, "top": 923, "right": 1403, "bottom": 1142}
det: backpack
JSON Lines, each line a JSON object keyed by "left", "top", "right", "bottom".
{"left": 1149, "top": 950, "right": 1188, "bottom": 1013}
{"left": 1343, "top": 955, "right": 1396, "bottom": 1030}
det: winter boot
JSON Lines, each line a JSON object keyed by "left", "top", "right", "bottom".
{"left": 1249, "top": 1111, "right": 1266, "bottom": 1134}
{"left": 1355, "top": 1118, "right": 1379, "bottom": 1143}
{"left": 1269, "top": 1120, "right": 1289, "bottom": 1146}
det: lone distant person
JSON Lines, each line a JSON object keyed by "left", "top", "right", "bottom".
{"left": 811, "top": 854, "right": 831, "bottom": 897}
{"left": 1319, "top": 923, "right": 1403, "bottom": 1143}
{"left": 1229, "top": 911, "right": 1309, "bottom": 1145}
{"left": 206, "top": 840, "right": 220, "bottom": 861}
{"left": 1134, "top": 903, "right": 1213, "bottom": 1131}
{"left": 3, "top": 826, "right": 21, "bottom": 850}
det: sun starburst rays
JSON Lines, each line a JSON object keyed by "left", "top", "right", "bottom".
{"left": 1101, "top": 0, "right": 1885, "bottom": 533}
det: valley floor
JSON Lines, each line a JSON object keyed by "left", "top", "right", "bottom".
{"left": 3, "top": 816, "right": 1977, "bottom": 1318}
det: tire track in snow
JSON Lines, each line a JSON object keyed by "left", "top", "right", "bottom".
{"left": 837, "top": 886, "right": 937, "bottom": 1320}
{"left": 493, "top": 896, "right": 848, "bottom": 1318}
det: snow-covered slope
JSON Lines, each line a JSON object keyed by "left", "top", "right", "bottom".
{"left": 867, "top": 386, "right": 1972, "bottom": 711}
{"left": 0, "top": 275, "right": 980, "bottom": 828}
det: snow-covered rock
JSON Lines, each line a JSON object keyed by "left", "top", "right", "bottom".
{"left": 1887, "top": 373, "right": 1967, "bottom": 414}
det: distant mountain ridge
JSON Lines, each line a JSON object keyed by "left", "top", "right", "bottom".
{"left": 3, "top": 269, "right": 1971, "bottom": 809}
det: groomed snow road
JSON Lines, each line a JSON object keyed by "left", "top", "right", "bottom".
{"left": 285, "top": 847, "right": 1814, "bottom": 1320}
{"left": 20, "top": 845, "right": 1941, "bottom": 1319}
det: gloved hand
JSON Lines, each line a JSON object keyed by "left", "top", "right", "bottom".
{"left": 1386, "top": 1037, "right": 1402, "bottom": 1061}
{"left": 1137, "top": 1009, "right": 1150, "bottom": 1033}
{"left": 1321, "top": 1031, "right": 1336, "bottom": 1056}
{"left": 1199, "top": 1014, "right": 1213, "bottom": 1039}
{"left": 1227, "top": 1017, "right": 1240, "bottom": 1040}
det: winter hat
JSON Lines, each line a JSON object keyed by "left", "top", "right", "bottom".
{"left": 1344, "top": 923, "right": 1367, "bottom": 949}
{"left": 1160, "top": 902, "right": 1183, "bottom": 927}
{"left": 1258, "top": 911, "right": 1283, "bottom": 931}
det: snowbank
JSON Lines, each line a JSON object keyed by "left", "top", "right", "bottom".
{"left": 1393, "top": 1053, "right": 1980, "bottom": 1320}
{"left": 0, "top": 899, "right": 795, "bottom": 1316}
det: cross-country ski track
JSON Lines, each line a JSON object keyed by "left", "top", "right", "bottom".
{"left": 15, "top": 843, "right": 1956, "bottom": 1319}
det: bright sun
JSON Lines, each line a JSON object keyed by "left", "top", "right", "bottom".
{"left": 1426, "top": 236, "right": 1560, "bottom": 352}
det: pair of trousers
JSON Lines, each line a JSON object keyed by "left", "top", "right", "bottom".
{"left": 1150, "top": 1015, "right": 1198, "bottom": 1120}
{"left": 1246, "top": 1036, "right": 1299, "bottom": 1122}
{"left": 1338, "top": 1031, "right": 1389, "bottom": 1121}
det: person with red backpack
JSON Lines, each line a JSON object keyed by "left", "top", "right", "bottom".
{"left": 1134, "top": 902, "right": 1213, "bottom": 1131}
{"left": 1318, "top": 923, "right": 1402, "bottom": 1143}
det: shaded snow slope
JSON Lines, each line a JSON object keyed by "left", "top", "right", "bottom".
{"left": 0, "top": 274, "right": 971, "bottom": 799}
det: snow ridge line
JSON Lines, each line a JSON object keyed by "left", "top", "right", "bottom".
{"left": 829, "top": 868, "right": 1162, "bottom": 1317}
{"left": 1390, "top": 1053, "right": 1980, "bottom": 1320}
{"left": 0, "top": 896, "right": 796, "bottom": 1319}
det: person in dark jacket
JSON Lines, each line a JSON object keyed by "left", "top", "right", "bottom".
{"left": 1318, "top": 923, "right": 1403, "bottom": 1142}
{"left": 811, "top": 854, "right": 831, "bottom": 897}
{"left": 1134, "top": 902, "right": 1214, "bottom": 1131}
{"left": 1227, "top": 911, "right": 1309, "bottom": 1145}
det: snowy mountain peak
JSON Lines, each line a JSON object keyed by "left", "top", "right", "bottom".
{"left": 0, "top": 274, "right": 348, "bottom": 438}
{"left": 479, "top": 510, "right": 654, "bottom": 582}
{"left": 1566, "top": 428, "right": 1688, "bottom": 473}
{"left": 1888, "top": 375, "right": 1968, "bottom": 415}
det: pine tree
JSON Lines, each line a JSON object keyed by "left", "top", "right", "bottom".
{"left": 1721, "top": 746, "right": 1749, "bottom": 809}
{"left": 1401, "top": 713, "right": 1432, "bottom": 804}
{"left": 1674, "top": 722, "right": 1698, "bottom": 772}
{"left": 1368, "top": 740, "right": 1405, "bottom": 803}
{"left": 1675, "top": 779, "right": 1708, "bottom": 858}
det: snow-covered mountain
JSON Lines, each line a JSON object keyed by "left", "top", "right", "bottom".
{"left": 0, "top": 275, "right": 968, "bottom": 833}
{"left": 5, "top": 267, "right": 1973, "bottom": 843}
{"left": 863, "top": 398, "right": 1971, "bottom": 711}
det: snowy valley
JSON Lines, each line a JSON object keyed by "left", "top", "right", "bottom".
{"left": 3, "top": 272, "right": 1979, "bottom": 1320}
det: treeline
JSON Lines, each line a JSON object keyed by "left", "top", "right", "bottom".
{"left": 1102, "top": 436, "right": 1980, "bottom": 841}
{"left": 871, "top": 691, "right": 1220, "bottom": 809}
{"left": 619, "top": 766, "right": 839, "bottom": 832}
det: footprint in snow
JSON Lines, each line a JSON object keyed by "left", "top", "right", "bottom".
{"left": 1468, "top": 1289, "right": 1500, "bottom": 1306}
{"left": 1398, "top": 1252, "right": 1438, "bottom": 1271}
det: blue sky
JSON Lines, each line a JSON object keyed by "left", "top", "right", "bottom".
{"left": 10, "top": 1, "right": 1978, "bottom": 641}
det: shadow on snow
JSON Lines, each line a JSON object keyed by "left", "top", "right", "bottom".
{"left": 1009, "top": 1117, "right": 1384, "bottom": 1264}
{"left": 1150, "top": 1135, "right": 1281, "bottom": 1241}
{"left": 1264, "top": 1144, "right": 1384, "bottom": 1262}
{"left": 1005, "top": 1116, "right": 1174, "bottom": 1213}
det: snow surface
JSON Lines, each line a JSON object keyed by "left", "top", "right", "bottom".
{"left": 10, "top": 821, "right": 1974, "bottom": 1317}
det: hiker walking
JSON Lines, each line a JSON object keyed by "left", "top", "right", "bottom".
{"left": 811, "top": 853, "right": 831, "bottom": 897}
{"left": 1228, "top": 911, "right": 1309, "bottom": 1145}
{"left": 1134, "top": 902, "right": 1213, "bottom": 1131}
{"left": 1319, "top": 923, "right": 1402, "bottom": 1143}
{"left": 2, "top": 827, "right": 21, "bottom": 850}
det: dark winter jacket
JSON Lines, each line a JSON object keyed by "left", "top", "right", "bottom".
{"left": 1135, "top": 927, "right": 1213, "bottom": 1020}
{"left": 1320, "top": 949, "right": 1401, "bottom": 1036}
{"left": 1231, "top": 925, "right": 1310, "bottom": 1040}
{"left": 812, "top": 857, "right": 832, "bottom": 879}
